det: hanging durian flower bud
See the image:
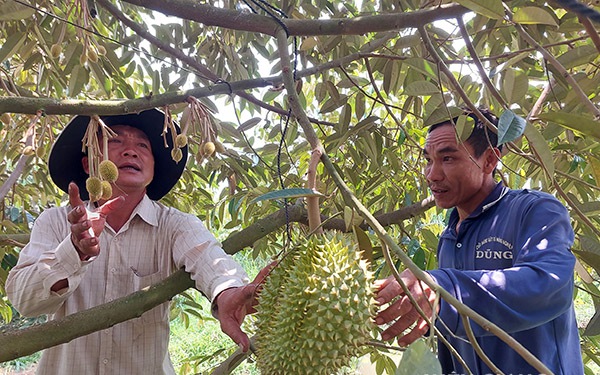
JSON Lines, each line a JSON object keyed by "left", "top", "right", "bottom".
{"left": 203, "top": 141, "right": 216, "bottom": 157}
{"left": 100, "top": 180, "right": 113, "bottom": 200}
{"left": 175, "top": 134, "right": 188, "bottom": 148}
{"left": 50, "top": 44, "right": 62, "bottom": 58}
{"left": 99, "top": 160, "right": 118, "bottom": 182}
{"left": 86, "top": 176, "right": 102, "bottom": 202}
{"left": 171, "top": 148, "right": 183, "bottom": 163}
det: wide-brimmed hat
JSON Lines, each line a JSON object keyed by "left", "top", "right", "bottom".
{"left": 48, "top": 108, "right": 188, "bottom": 201}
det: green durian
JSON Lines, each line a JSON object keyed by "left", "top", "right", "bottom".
{"left": 255, "top": 233, "right": 375, "bottom": 375}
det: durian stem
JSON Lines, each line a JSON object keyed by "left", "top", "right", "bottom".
{"left": 306, "top": 148, "right": 323, "bottom": 234}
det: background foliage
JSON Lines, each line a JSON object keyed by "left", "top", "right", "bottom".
{"left": 3, "top": 0, "right": 600, "bottom": 373}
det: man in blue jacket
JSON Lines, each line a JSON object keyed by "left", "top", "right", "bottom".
{"left": 375, "top": 109, "right": 583, "bottom": 374}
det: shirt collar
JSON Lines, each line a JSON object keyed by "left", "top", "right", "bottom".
{"left": 132, "top": 194, "right": 159, "bottom": 227}
{"left": 448, "top": 182, "right": 508, "bottom": 227}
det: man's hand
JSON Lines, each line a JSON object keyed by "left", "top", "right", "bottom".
{"left": 374, "top": 269, "right": 438, "bottom": 347}
{"left": 214, "top": 262, "right": 275, "bottom": 352}
{"left": 67, "top": 182, "right": 124, "bottom": 259}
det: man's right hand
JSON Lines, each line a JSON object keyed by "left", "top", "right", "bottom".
{"left": 67, "top": 182, "right": 124, "bottom": 259}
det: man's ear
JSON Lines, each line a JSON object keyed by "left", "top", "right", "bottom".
{"left": 82, "top": 156, "right": 90, "bottom": 174}
{"left": 483, "top": 147, "right": 501, "bottom": 174}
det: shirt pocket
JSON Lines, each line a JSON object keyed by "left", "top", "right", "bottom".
{"left": 130, "top": 269, "right": 170, "bottom": 343}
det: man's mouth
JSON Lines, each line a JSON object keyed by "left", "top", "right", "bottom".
{"left": 119, "top": 163, "right": 141, "bottom": 172}
{"left": 430, "top": 187, "right": 449, "bottom": 195}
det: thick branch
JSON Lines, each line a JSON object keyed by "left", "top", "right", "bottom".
{"left": 0, "top": 270, "right": 195, "bottom": 362}
{"left": 119, "top": 0, "right": 468, "bottom": 37}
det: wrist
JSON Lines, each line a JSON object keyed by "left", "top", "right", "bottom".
{"left": 71, "top": 234, "right": 91, "bottom": 261}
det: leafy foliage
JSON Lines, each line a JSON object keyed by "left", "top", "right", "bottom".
{"left": 2, "top": 0, "right": 600, "bottom": 372}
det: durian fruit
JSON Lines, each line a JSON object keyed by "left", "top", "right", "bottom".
{"left": 255, "top": 233, "right": 375, "bottom": 375}
{"left": 99, "top": 160, "right": 118, "bottom": 182}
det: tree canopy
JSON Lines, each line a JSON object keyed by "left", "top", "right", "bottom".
{"left": 2, "top": 0, "right": 600, "bottom": 372}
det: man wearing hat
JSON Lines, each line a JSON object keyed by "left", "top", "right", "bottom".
{"left": 6, "top": 109, "right": 264, "bottom": 374}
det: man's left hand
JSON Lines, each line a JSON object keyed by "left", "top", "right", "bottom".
{"left": 214, "top": 261, "right": 275, "bottom": 352}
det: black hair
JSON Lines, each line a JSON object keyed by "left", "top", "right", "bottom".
{"left": 428, "top": 108, "right": 500, "bottom": 158}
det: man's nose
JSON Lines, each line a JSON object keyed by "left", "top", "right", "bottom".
{"left": 122, "top": 144, "right": 139, "bottom": 157}
{"left": 425, "top": 162, "right": 443, "bottom": 181}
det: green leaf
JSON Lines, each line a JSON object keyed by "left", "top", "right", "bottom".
{"left": 523, "top": 123, "right": 555, "bottom": 180}
{"left": 0, "top": 32, "right": 26, "bottom": 64}
{"left": 68, "top": 65, "right": 89, "bottom": 97}
{"left": 250, "top": 188, "right": 325, "bottom": 204}
{"left": 395, "top": 339, "right": 442, "bottom": 375}
{"left": 403, "top": 81, "right": 440, "bottom": 96}
{"left": 424, "top": 106, "right": 463, "bottom": 127}
{"left": 455, "top": 0, "right": 505, "bottom": 20}
{"left": 237, "top": 117, "right": 261, "bottom": 132}
{"left": 513, "top": 6, "right": 558, "bottom": 26}
{"left": 557, "top": 44, "right": 598, "bottom": 70}
{"left": 0, "top": 2, "right": 35, "bottom": 21}
{"left": 497, "top": 110, "right": 526, "bottom": 145}
{"left": 502, "top": 69, "right": 529, "bottom": 105}
{"left": 575, "top": 236, "right": 600, "bottom": 279}
{"left": 455, "top": 115, "right": 474, "bottom": 142}
{"left": 537, "top": 111, "right": 600, "bottom": 140}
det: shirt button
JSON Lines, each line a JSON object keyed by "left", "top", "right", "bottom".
{"left": 456, "top": 243, "right": 462, "bottom": 248}
{"left": 103, "top": 359, "right": 109, "bottom": 364}
{"left": 111, "top": 268, "right": 116, "bottom": 273}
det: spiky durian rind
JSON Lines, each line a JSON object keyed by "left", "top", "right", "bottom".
{"left": 255, "top": 233, "right": 376, "bottom": 375}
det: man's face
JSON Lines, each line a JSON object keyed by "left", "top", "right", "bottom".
{"left": 106, "top": 125, "right": 154, "bottom": 192}
{"left": 423, "top": 124, "right": 493, "bottom": 215}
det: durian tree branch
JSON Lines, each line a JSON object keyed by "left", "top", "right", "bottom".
{"left": 277, "top": 25, "right": 554, "bottom": 375}
{"left": 0, "top": 197, "right": 435, "bottom": 251}
{"left": 0, "top": 270, "right": 195, "bottom": 363}
{"left": 306, "top": 149, "right": 323, "bottom": 234}
{"left": 119, "top": 0, "right": 469, "bottom": 37}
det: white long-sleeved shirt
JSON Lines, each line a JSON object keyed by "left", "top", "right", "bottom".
{"left": 6, "top": 195, "right": 249, "bottom": 375}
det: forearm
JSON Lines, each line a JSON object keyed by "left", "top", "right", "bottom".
{"left": 430, "top": 258, "right": 575, "bottom": 337}
{"left": 6, "top": 236, "right": 90, "bottom": 316}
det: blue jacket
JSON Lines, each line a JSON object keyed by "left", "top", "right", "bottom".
{"left": 429, "top": 183, "right": 583, "bottom": 375}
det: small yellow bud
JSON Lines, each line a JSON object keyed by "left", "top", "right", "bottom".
{"left": 87, "top": 49, "right": 98, "bottom": 63}
{"left": 35, "top": 146, "right": 45, "bottom": 159}
{"left": 175, "top": 134, "right": 188, "bottom": 148}
{"left": 100, "top": 180, "right": 113, "bottom": 200}
{"left": 86, "top": 177, "right": 102, "bottom": 201}
{"left": 50, "top": 44, "right": 62, "bottom": 58}
{"left": 214, "top": 141, "right": 225, "bottom": 154}
{"left": 99, "top": 160, "right": 119, "bottom": 182}
{"left": 171, "top": 148, "right": 183, "bottom": 163}
{"left": 79, "top": 52, "right": 88, "bottom": 65}
{"left": 22, "top": 146, "right": 35, "bottom": 156}
{"left": 97, "top": 45, "right": 107, "bottom": 56}
{"left": 203, "top": 141, "right": 216, "bottom": 156}
{"left": 0, "top": 113, "right": 11, "bottom": 125}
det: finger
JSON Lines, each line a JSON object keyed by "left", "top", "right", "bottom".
{"left": 380, "top": 307, "right": 421, "bottom": 341}
{"left": 68, "top": 182, "right": 84, "bottom": 209}
{"left": 219, "top": 313, "right": 250, "bottom": 352}
{"left": 376, "top": 295, "right": 412, "bottom": 325}
{"left": 397, "top": 319, "right": 431, "bottom": 347}
{"left": 71, "top": 219, "right": 93, "bottom": 239}
{"left": 252, "top": 261, "right": 276, "bottom": 286}
{"left": 67, "top": 204, "right": 87, "bottom": 225}
{"left": 375, "top": 276, "right": 403, "bottom": 305}
{"left": 97, "top": 195, "right": 125, "bottom": 216}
